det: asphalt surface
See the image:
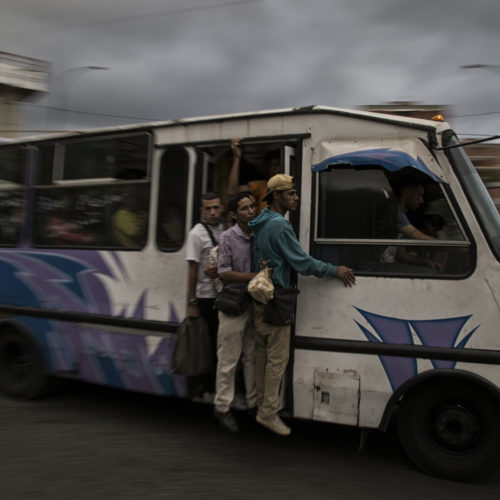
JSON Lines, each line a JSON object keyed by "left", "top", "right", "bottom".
{"left": 0, "top": 381, "right": 499, "bottom": 499}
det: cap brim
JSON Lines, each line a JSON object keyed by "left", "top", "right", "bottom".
{"left": 262, "top": 191, "right": 273, "bottom": 202}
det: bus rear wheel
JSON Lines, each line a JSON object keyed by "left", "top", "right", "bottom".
{"left": 0, "top": 328, "right": 47, "bottom": 400}
{"left": 397, "top": 380, "right": 500, "bottom": 482}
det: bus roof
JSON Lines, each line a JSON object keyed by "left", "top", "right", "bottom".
{"left": 1, "top": 105, "right": 450, "bottom": 145}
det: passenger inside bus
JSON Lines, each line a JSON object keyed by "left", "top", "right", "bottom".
{"left": 158, "top": 205, "right": 185, "bottom": 250}
{"left": 111, "top": 184, "right": 148, "bottom": 248}
{"left": 227, "top": 140, "right": 282, "bottom": 213}
{"left": 44, "top": 195, "right": 96, "bottom": 246}
{"left": 380, "top": 177, "right": 444, "bottom": 273}
{"left": 0, "top": 200, "right": 23, "bottom": 246}
{"left": 392, "top": 178, "right": 437, "bottom": 241}
{"left": 419, "top": 212, "right": 445, "bottom": 238}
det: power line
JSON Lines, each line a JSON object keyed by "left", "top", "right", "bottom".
{"left": 26, "top": 101, "right": 500, "bottom": 123}
{"left": 2, "top": 0, "right": 267, "bottom": 38}
{"left": 456, "top": 132, "right": 500, "bottom": 138}
{"left": 451, "top": 110, "right": 500, "bottom": 119}
{"left": 21, "top": 102, "right": 500, "bottom": 136}
{"left": 22, "top": 101, "right": 163, "bottom": 123}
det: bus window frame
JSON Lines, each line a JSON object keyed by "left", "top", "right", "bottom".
{"left": 311, "top": 166, "right": 476, "bottom": 279}
{"left": 443, "top": 131, "right": 500, "bottom": 262}
{"left": 39, "top": 132, "right": 153, "bottom": 185}
{"left": 0, "top": 145, "right": 27, "bottom": 248}
{"left": 31, "top": 132, "right": 153, "bottom": 250}
{"left": 156, "top": 147, "right": 190, "bottom": 253}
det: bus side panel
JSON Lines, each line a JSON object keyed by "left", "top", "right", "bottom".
{"left": 293, "top": 269, "right": 500, "bottom": 428}
{"left": 0, "top": 248, "right": 188, "bottom": 397}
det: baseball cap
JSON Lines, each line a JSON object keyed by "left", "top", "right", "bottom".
{"left": 262, "top": 174, "right": 295, "bottom": 202}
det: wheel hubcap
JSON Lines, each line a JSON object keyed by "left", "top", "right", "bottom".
{"left": 432, "top": 404, "right": 480, "bottom": 452}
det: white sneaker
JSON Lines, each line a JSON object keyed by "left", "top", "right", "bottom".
{"left": 256, "top": 414, "right": 291, "bottom": 436}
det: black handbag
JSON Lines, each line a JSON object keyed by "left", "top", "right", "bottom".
{"left": 263, "top": 287, "right": 300, "bottom": 325}
{"left": 214, "top": 289, "right": 249, "bottom": 316}
{"left": 172, "top": 316, "right": 214, "bottom": 376}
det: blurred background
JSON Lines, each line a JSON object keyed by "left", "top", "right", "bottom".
{"left": 1, "top": 0, "right": 499, "bottom": 207}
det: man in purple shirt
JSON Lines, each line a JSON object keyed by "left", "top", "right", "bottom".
{"left": 213, "top": 192, "right": 258, "bottom": 432}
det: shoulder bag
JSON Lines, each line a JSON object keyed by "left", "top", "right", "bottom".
{"left": 215, "top": 288, "right": 249, "bottom": 316}
{"left": 263, "top": 286, "right": 300, "bottom": 325}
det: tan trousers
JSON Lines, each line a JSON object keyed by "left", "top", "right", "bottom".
{"left": 214, "top": 302, "right": 257, "bottom": 413}
{"left": 252, "top": 301, "right": 291, "bottom": 420}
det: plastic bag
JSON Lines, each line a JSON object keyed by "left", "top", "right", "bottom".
{"left": 209, "top": 245, "right": 223, "bottom": 292}
{"left": 172, "top": 316, "right": 214, "bottom": 376}
{"left": 248, "top": 267, "right": 274, "bottom": 304}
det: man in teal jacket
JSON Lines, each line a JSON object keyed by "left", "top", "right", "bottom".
{"left": 249, "top": 174, "right": 355, "bottom": 436}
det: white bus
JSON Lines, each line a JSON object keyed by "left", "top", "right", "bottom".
{"left": 0, "top": 106, "right": 499, "bottom": 482}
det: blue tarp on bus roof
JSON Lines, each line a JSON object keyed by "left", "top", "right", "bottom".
{"left": 312, "top": 147, "right": 446, "bottom": 184}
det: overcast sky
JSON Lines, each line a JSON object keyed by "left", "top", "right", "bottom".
{"left": 1, "top": 0, "right": 500, "bottom": 138}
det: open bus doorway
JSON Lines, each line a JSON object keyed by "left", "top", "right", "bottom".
{"left": 188, "top": 140, "right": 299, "bottom": 415}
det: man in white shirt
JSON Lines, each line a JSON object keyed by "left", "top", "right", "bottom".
{"left": 185, "top": 192, "right": 225, "bottom": 395}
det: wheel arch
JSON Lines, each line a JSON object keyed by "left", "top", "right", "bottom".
{"left": 0, "top": 318, "right": 53, "bottom": 399}
{"left": 379, "top": 368, "right": 500, "bottom": 431}
{"left": 0, "top": 318, "right": 49, "bottom": 364}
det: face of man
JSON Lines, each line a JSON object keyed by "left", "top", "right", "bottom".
{"left": 276, "top": 187, "right": 299, "bottom": 212}
{"left": 407, "top": 185, "right": 425, "bottom": 211}
{"left": 200, "top": 198, "right": 223, "bottom": 226}
{"left": 233, "top": 196, "right": 256, "bottom": 225}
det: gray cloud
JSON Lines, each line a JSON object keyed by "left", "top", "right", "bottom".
{"left": 2, "top": 0, "right": 500, "bottom": 136}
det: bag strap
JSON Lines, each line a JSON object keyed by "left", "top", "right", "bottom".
{"left": 201, "top": 222, "right": 218, "bottom": 247}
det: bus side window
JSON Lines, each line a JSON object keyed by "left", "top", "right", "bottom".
{"left": 33, "top": 134, "right": 151, "bottom": 249}
{"left": 314, "top": 169, "right": 399, "bottom": 272}
{"left": 156, "top": 148, "right": 189, "bottom": 251}
{"left": 0, "top": 147, "right": 25, "bottom": 247}
{"left": 313, "top": 167, "right": 473, "bottom": 277}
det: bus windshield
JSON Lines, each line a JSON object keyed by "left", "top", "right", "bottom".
{"left": 443, "top": 131, "right": 500, "bottom": 261}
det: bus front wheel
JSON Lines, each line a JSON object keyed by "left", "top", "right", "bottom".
{"left": 0, "top": 328, "right": 47, "bottom": 399}
{"left": 397, "top": 380, "right": 500, "bottom": 482}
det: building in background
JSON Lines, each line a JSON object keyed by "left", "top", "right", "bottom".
{"left": 463, "top": 142, "right": 500, "bottom": 211}
{"left": 360, "top": 101, "right": 500, "bottom": 212}
{"left": 361, "top": 101, "right": 453, "bottom": 121}
{"left": 0, "top": 51, "right": 50, "bottom": 139}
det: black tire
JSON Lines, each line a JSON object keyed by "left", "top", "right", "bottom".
{"left": 397, "top": 380, "right": 500, "bottom": 482}
{"left": 0, "top": 328, "right": 48, "bottom": 399}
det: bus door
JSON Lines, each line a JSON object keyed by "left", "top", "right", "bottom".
{"left": 185, "top": 139, "right": 299, "bottom": 409}
{"left": 190, "top": 140, "right": 297, "bottom": 217}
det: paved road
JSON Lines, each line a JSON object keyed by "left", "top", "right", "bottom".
{"left": 0, "top": 381, "right": 498, "bottom": 499}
